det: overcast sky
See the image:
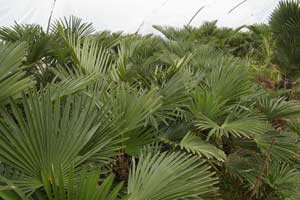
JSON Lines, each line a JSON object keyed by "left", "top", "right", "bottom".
{"left": 0, "top": 0, "right": 279, "bottom": 34}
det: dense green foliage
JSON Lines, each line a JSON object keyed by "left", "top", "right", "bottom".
{"left": 270, "top": 0, "right": 300, "bottom": 77}
{"left": 0, "top": 1, "right": 300, "bottom": 200}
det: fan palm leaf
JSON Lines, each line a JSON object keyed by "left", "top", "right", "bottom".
{"left": 179, "top": 132, "right": 226, "bottom": 161}
{"left": 255, "top": 131, "right": 300, "bottom": 162}
{"left": 51, "top": 16, "right": 95, "bottom": 37}
{"left": 127, "top": 149, "right": 219, "bottom": 200}
{"left": 270, "top": 0, "right": 300, "bottom": 76}
{"left": 257, "top": 97, "right": 300, "bottom": 120}
{"left": 40, "top": 166, "right": 123, "bottom": 200}
{"left": 0, "top": 43, "right": 34, "bottom": 104}
{"left": 0, "top": 88, "right": 123, "bottom": 192}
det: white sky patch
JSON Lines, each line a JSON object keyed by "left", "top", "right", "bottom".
{"left": 0, "top": 0, "right": 280, "bottom": 34}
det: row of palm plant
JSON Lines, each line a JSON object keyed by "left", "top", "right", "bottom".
{"left": 0, "top": 1, "right": 300, "bottom": 199}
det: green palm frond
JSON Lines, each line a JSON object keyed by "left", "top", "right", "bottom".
{"left": 205, "top": 59, "right": 253, "bottom": 103}
{"left": 53, "top": 23, "right": 111, "bottom": 81}
{"left": 189, "top": 45, "right": 239, "bottom": 72}
{"left": 59, "top": 33, "right": 113, "bottom": 76}
{"left": 264, "top": 162, "right": 300, "bottom": 198}
{"left": 153, "top": 21, "right": 219, "bottom": 42}
{"left": 270, "top": 0, "right": 300, "bottom": 76}
{"left": 189, "top": 88, "right": 226, "bottom": 121}
{"left": 111, "top": 35, "right": 165, "bottom": 84}
{"left": 225, "top": 151, "right": 262, "bottom": 186}
{"left": 194, "top": 109, "right": 268, "bottom": 139}
{"left": 49, "top": 75, "right": 96, "bottom": 100}
{"left": 0, "top": 23, "right": 43, "bottom": 43}
{"left": 179, "top": 132, "right": 226, "bottom": 161}
{"left": 52, "top": 16, "right": 95, "bottom": 37}
{"left": 100, "top": 84, "right": 161, "bottom": 132}
{"left": 288, "top": 118, "right": 300, "bottom": 135}
{"left": 151, "top": 69, "right": 195, "bottom": 126}
{"left": 255, "top": 131, "right": 300, "bottom": 162}
{"left": 128, "top": 150, "right": 219, "bottom": 200}
{"left": 152, "top": 54, "right": 193, "bottom": 82}
{"left": 0, "top": 43, "right": 34, "bottom": 104}
{"left": 158, "top": 127, "right": 226, "bottom": 161}
{"left": 153, "top": 25, "right": 184, "bottom": 41}
{"left": 157, "top": 121, "right": 192, "bottom": 143}
{"left": 93, "top": 31, "right": 122, "bottom": 50}
{"left": 124, "top": 127, "right": 159, "bottom": 157}
{"left": 257, "top": 97, "right": 300, "bottom": 120}
{"left": 0, "top": 88, "right": 122, "bottom": 192}
{"left": 0, "top": 23, "right": 55, "bottom": 67}
{"left": 81, "top": 84, "right": 161, "bottom": 161}
{"left": 0, "top": 176, "right": 27, "bottom": 200}
{"left": 39, "top": 166, "right": 123, "bottom": 200}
